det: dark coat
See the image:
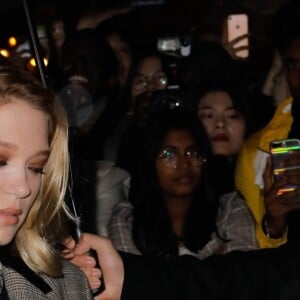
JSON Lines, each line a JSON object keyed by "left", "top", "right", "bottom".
{"left": 120, "top": 242, "right": 300, "bottom": 300}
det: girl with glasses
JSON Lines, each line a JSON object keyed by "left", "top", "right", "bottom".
{"left": 108, "top": 107, "right": 258, "bottom": 258}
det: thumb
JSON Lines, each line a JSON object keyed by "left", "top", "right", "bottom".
{"left": 263, "top": 156, "right": 273, "bottom": 194}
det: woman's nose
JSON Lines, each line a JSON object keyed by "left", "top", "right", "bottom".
{"left": 146, "top": 79, "right": 156, "bottom": 92}
{"left": 176, "top": 155, "right": 190, "bottom": 169}
{"left": 6, "top": 169, "right": 31, "bottom": 199}
{"left": 215, "top": 116, "right": 226, "bottom": 129}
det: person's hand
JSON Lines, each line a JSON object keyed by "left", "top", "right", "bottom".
{"left": 222, "top": 32, "right": 250, "bottom": 61}
{"left": 63, "top": 236, "right": 102, "bottom": 291}
{"left": 64, "top": 233, "right": 124, "bottom": 300}
{"left": 263, "top": 156, "right": 300, "bottom": 237}
{"left": 77, "top": 6, "right": 132, "bottom": 30}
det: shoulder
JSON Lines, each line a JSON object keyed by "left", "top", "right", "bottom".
{"left": 217, "top": 191, "right": 254, "bottom": 222}
{"left": 111, "top": 200, "right": 133, "bottom": 220}
{"left": 96, "top": 160, "right": 131, "bottom": 181}
{"left": 1, "top": 260, "right": 92, "bottom": 299}
{"left": 49, "top": 260, "right": 92, "bottom": 299}
{"left": 96, "top": 160, "right": 131, "bottom": 190}
{"left": 219, "top": 191, "right": 247, "bottom": 210}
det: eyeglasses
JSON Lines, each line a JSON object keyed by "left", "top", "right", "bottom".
{"left": 132, "top": 71, "right": 168, "bottom": 92}
{"left": 157, "top": 145, "right": 206, "bottom": 169}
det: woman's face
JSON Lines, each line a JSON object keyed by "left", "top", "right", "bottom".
{"left": 155, "top": 129, "right": 202, "bottom": 199}
{"left": 50, "top": 20, "right": 65, "bottom": 50}
{"left": 131, "top": 56, "right": 167, "bottom": 99}
{"left": 0, "top": 100, "right": 49, "bottom": 245}
{"left": 198, "top": 91, "right": 245, "bottom": 156}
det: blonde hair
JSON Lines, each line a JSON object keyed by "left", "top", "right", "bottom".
{"left": 0, "top": 61, "right": 72, "bottom": 276}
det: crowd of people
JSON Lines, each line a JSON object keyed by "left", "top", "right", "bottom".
{"left": 1, "top": 0, "right": 300, "bottom": 299}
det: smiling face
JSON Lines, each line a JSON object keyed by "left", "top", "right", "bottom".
{"left": 0, "top": 100, "right": 49, "bottom": 245}
{"left": 155, "top": 129, "right": 202, "bottom": 199}
{"left": 198, "top": 91, "right": 245, "bottom": 156}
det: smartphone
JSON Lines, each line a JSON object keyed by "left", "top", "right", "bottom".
{"left": 226, "top": 14, "right": 249, "bottom": 58}
{"left": 270, "top": 138, "right": 300, "bottom": 195}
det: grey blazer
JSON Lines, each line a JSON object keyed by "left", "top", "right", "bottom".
{"left": 0, "top": 259, "right": 93, "bottom": 299}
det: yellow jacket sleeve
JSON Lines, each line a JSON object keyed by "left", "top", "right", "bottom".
{"left": 235, "top": 97, "right": 293, "bottom": 248}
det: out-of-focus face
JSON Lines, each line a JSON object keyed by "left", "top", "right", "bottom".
{"left": 50, "top": 20, "right": 65, "bottom": 50}
{"left": 155, "top": 129, "right": 203, "bottom": 199}
{"left": 107, "top": 33, "right": 132, "bottom": 87}
{"left": 0, "top": 100, "right": 49, "bottom": 245}
{"left": 198, "top": 91, "right": 245, "bottom": 156}
{"left": 131, "top": 56, "right": 167, "bottom": 100}
{"left": 284, "top": 36, "right": 300, "bottom": 100}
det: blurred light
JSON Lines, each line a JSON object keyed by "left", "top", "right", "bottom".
{"left": 0, "top": 49, "right": 10, "bottom": 57}
{"left": 29, "top": 57, "right": 36, "bottom": 67}
{"left": 8, "top": 36, "right": 17, "bottom": 47}
{"left": 29, "top": 57, "right": 48, "bottom": 67}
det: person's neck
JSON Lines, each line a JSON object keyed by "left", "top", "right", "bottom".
{"left": 165, "top": 195, "right": 192, "bottom": 237}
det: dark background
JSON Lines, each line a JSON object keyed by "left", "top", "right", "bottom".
{"left": 0, "top": 0, "right": 294, "bottom": 51}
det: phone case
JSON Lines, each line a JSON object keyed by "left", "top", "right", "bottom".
{"left": 270, "top": 138, "right": 300, "bottom": 195}
{"left": 227, "top": 14, "right": 249, "bottom": 58}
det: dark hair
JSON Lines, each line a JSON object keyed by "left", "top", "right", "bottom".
{"left": 130, "top": 106, "right": 219, "bottom": 258}
{"left": 271, "top": 0, "right": 300, "bottom": 56}
{"left": 61, "top": 28, "right": 119, "bottom": 95}
{"left": 181, "top": 41, "right": 237, "bottom": 87}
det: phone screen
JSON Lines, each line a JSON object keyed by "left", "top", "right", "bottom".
{"left": 270, "top": 138, "right": 300, "bottom": 195}
{"left": 226, "top": 14, "right": 249, "bottom": 58}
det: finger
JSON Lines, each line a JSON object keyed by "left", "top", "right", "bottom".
{"left": 263, "top": 157, "right": 273, "bottom": 193}
{"left": 82, "top": 266, "right": 102, "bottom": 284}
{"left": 229, "top": 33, "right": 250, "bottom": 44}
{"left": 74, "top": 233, "right": 96, "bottom": 255}
{"left": 62, "top": 250, "right": 75, "bottom": 260}
{"left": 82, "top": 266, "right": 102, "bottom": 291}
{"left": 233, "top": 45, "right": 249, "bottom": 52}
{"left": 62, "top": 236, "right": 76, "bottom": 250}
{"left": 71, "top": 254, "right": 97, "bottom": 268}
{"left": 284, "top": 152, "right": 300, "bottom": 166}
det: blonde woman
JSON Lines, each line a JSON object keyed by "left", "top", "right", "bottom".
{"left": 0, "top": 60, "right": 93, "bottom": 299}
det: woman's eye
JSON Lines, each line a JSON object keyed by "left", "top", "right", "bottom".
{"left": 161, "top": 149, "right": 176, "bottom": 159}
{"left": 225, "top": 108, "right": 243, "bottom": 119}
{"left": 226, "top": 112, "right": 241, "bottom": 119}
{"left": 186, "top": 147, "right": 201, "bottom": 158}
{"left": 133, "top": 77, "right": 146, "bottom": 86}
{"left": 199, "top": 113, "right": 213, "bottom": 119}
{"left": 28, "top": 166, "right": 45, "bottom": 175}
{"left": 188, "top": 151, "right": 200, "bottom": 158}
{"left": 0, "top": 160, "right": 7, "bottom": 166}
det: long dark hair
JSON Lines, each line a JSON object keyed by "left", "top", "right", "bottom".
{"left": 130, "top": 107, "right": 219, "bottom": 258}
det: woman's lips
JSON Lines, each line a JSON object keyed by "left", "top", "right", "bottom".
{"left": 174, "top": 174, "right": 195, "bottom": 184}
{"left": 212, "top": 134, "right": 229, "bottom": 141}
{"left": 0, "top": 209, "right": 22, "bottom": 225}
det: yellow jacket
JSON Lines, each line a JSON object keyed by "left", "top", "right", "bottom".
{"left": 235, "top": 97, "right": 293, "bottom": 248}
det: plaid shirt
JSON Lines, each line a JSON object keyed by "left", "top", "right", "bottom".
{"left": 0, "top": 260, "right": 92, "bottom": 299}
{"left": 108, "top": 191, "right": 258, "bottom": 259}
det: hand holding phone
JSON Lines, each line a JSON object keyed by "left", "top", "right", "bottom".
{"left": 262, "top": 140, "right": 300, "bottom": 238}
{"left": 270, "top": 138, "right": 300, "bottom": 195}
{"left": 224, "top": 14, "right": 249, "bottom": 59}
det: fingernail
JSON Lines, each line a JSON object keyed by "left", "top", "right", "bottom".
{"left": 86, "top": 258, "right": 94, "bottom": 266}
